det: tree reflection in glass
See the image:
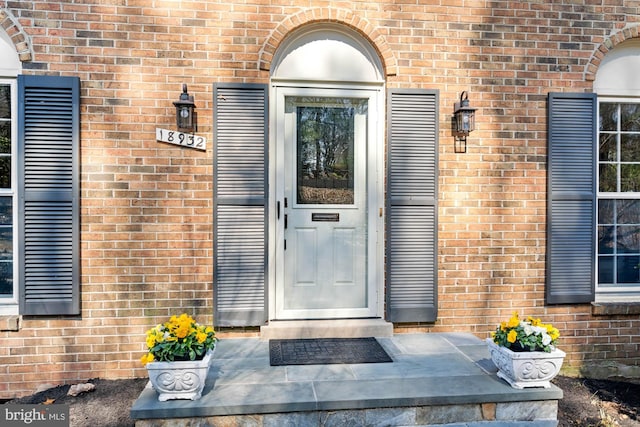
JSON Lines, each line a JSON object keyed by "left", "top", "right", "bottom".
{"left": 296, "top": 104, "right": 357, "bottom": 205}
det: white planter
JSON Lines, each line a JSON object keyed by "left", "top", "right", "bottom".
{"left": 486, "top": 338, "right": 565, "bottom": 389}
{"left": 146, "top": 349, "right": 214, "bottom": 401}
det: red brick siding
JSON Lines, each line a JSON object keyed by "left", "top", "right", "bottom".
{"left": 1, "top": 0, "right": 639, "bottom": 397}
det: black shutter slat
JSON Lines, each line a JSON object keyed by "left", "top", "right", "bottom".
{"left": 547, "top": 92, "right": 597, "bottom": 304}
{"left": 213, "top": 83, "right": 268, "bottom": 326}
{"left": 386, "top": 89, "right": 439, "bottom": 322}
{"left": 18, "top": 75, "right": 80, "bottom": 315}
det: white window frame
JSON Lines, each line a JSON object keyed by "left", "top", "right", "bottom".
{"left": 595, "top": 97, "right": 640, "bottom": 302}
{"left": 0, "top": 77, "right": 18, "bottom": 314}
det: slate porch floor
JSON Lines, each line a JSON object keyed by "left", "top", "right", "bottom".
{"left": 130, "top": 333, "right": 563, "bottom": 424}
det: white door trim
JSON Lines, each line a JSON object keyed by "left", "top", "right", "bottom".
{"left": 268, "top": 83, "right": 385, "bottom": 321}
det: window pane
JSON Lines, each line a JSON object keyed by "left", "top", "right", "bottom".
{"left": 599, "top": 133, "right": 617, "bottom": 161}
{"left": 621, "top": 164, "right": 640, "bottom": 192}
{"left": 598, "top": 199, "right": 615, "bottom": 223}
{"left": 0, "top": 197, "right": 12, "bottom": 296}
{"left": 599, "top": 163, "right": 617, "bottom": 192}
{"left": 0, "top": 121, "right": 10, "bottom": 154}
{"left": 620, "top": 103, "right": 640, "bottom": 132}
{"left": 617, "top": 256, "right": 640, "bottom": 283}
{"left": 599, "top": 103, "right": 618, "bottom": 131}
{"left": 620, "top": 134, "right": 640, "bottom": 162}
{"left": 0, "top": 156, "right": 10, "bottom": 188}
{"left": 618, "top": 200, "right": 640, "bottom": 224}
{"left": 0, "top": 85, "right": 10, "bottom": 120}
{"left": 617, "top": 226, "right": 639, "bottom": 253}
{"left": 598, "top": 225, "right": 615, "bottom": 254}
{"left": 297, "top": 105, "right": 355, "bottom": 205}
{"left": 598, "top": 256, "right": 614, "bottom": 284}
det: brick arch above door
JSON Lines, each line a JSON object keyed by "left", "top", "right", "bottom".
{"left": 257, "top": 8, "right": 398, "bottom": 77}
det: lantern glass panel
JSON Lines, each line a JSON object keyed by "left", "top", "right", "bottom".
{"left": 455, "top": 109, "right": 475, "bottom": 134}
{"left": 176, "top": 105, "right": 194, "bottom": 131}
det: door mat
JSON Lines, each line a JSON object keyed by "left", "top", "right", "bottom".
{"left": 269, "top": 337, "right": 393, "bottom": 366}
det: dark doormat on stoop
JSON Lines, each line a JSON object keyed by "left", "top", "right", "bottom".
{"left": 269, "top": 337, "right": 393, "bottom": 366}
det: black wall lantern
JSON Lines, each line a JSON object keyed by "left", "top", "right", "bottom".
{"left": 453, "top": 91, "right": 477, "bottom": 153}
{"left": 173, "top": 84, "right": 196, "bottom": 133}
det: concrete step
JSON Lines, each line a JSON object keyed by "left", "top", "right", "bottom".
{"left": 259, "top": 318, "right": 394, "bottom": 339}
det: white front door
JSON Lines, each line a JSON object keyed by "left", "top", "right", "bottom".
{"left": 274, "top": 87, "right": 380, "bottom": 319}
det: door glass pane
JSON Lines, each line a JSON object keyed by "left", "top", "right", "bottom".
{"left": 296, "top": 99, "right": 365, "bottom": 205}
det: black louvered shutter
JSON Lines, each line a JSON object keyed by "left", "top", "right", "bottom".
{"left": 18, "top": 75, "right": 80, "bottom": 315}
{"left": 213, "top": 83, "right": 268, "bottom": 326}
{"left": 547, "top": 92, "right": 597, "bottom": 304}
{"left": 386, "top": 89, "right": 439, "bottom": 322}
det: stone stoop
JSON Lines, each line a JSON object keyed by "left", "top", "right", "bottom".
{"left": 131, "top": 334, "right": 562, "bottom": 427}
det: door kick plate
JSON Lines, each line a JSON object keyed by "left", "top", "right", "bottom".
{"left": 312, "top": 213, "right": 339, "bottom": 222}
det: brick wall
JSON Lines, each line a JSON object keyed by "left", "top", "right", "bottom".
{"left": 1, "top": 0, "right": 639, "bottom": 398}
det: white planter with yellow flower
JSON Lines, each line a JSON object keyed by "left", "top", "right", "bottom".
{"left": 141, "top": 313, "right": 217, "bottom": 401}
{"left": 487, "top": 313, "right": 565, "bottom": 389}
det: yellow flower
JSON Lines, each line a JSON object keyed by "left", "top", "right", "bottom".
{"left": 143, "top": 314, "right": 216, "bottom": 363}
{"left": 146, "top": 334, "right": 156, "bottom": 349}
{"left": 169, "top": 313, "right": 193, "bottom": 339}
{"left": 140, "top": 353, "right": 154, "bottom": 365}
{"left": 507, "top": 330, "right": 517, "bottom": 343}
{"left": 507, "top": 313, "right": 520, "bottom": 329}
{"left": 167, "top": 315, "right": 178, "bottom": 328}
{"left": 196, "top": 331, "right": 207, "bottom": 344}
{"left": 527, "top": 316, "right": 541, "bottom": 326}
{"left": 549, "top": 327, "right": 560, "bottom": 341}
{"left": 175, "top": 324, "right": 189, "bottom": 339}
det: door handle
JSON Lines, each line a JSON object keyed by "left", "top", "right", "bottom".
{"left": 277, "top": 201, "right": 280, "bottom": 219}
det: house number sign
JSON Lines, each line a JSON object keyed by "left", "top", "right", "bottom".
{"left": 156, "top": 128, "right": 207, "bottom": 151}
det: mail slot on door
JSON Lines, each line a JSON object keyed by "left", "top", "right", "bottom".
{"left": 312, "top": 213, "right": 340, "bottom": 222}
